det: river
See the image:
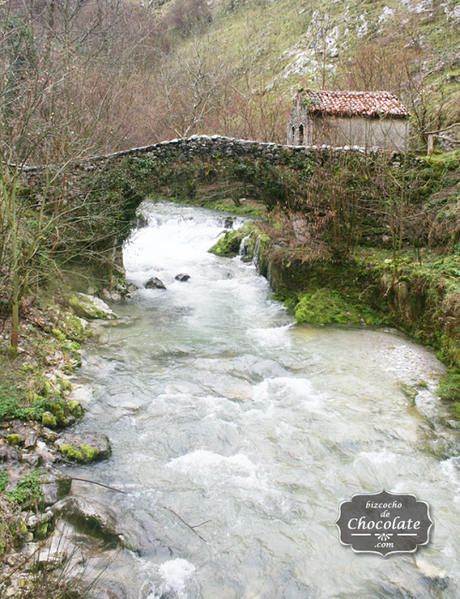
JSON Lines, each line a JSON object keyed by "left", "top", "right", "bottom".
{"left": 66, "top": 200, "right": 460, "bottom": 599}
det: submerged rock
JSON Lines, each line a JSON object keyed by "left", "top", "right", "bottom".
{"left": 415, "top": 557, "right": 449, "bottom": 590}
{"left": 175, "top": 273, "right": 190, "bottom": 282}
{"left": 55, "top": 432, "right": 111, "bottom": 463}
{"left": 145, "top": 277, "right": 167, "bottom": 290}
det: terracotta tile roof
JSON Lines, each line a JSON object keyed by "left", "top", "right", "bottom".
{"left": 300, "top": 90, "right": 409, "bottom": 118}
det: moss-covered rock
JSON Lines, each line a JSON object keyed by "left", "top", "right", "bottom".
{"left": 69, "top": 293, "right": 118, "bottom": 320}
{"left": 7, "top": 434, "right": 21, "bottom": 446}
{"left": 59, "top": 444, "right": 84, "bottom": 461}
{"left": 208, "top": 222, "right": 258, "bottom": 258}
{"left": 48, "top": 400, "right": 68, "bottom": 426}
{"left": 294, "top": 288, "right": 361, "bottom": 326}
{"left": 56, "top": 432, "right": 111, "bottom": 463}
{"left": 438, "top": 374, "right": 460, "bottom": 402}
{"left": 67, "top": 400, "right": 83, "bottom": 419}
{"left": 42, "top": 411, "right": 57, "bottom": 429}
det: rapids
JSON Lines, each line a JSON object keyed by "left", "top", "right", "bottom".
{"left": 66, "top": 200, "right": 460, "bottom": 599}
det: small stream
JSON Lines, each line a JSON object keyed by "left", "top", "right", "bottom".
{"left": 66, "top": 200, "right": 460, "bottom": 599}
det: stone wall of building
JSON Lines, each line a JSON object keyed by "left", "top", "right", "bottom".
{"left": 287, "top": 106, "right": 409, "bottom": 152}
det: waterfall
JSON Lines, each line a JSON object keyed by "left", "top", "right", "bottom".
{"left": 239, "top": 233, "right": 252, "bottom": 261}
{"left": 252, "top": 234, "right": 261, "bottom": 269}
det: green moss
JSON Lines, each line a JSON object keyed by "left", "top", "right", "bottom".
{"left": 59, "top": 378, "right": 73, "bottom": 392}
{"left": 51, "top": 328, "right": 66, "bottom": 342}
{"left": 49, "top": 400, "right": 68, "bottom": 426}
{"left": 18, "top": 520, "right": 27, "bottom": 536}
{"left": 209, "top": 229, "right": 243, "bottom": 257}
{"left": 400, "top": 384, "right": 418, "bottom": 405}
{"left": 294, "top": 288, "right": 361, "bottom": 326}
{"left": 60, "top": 444, "right": 83, "bottom": 462}
{"left": 438, "top": 374, "right": 460, "bottom": 402}
{"left": 208, "top": 222, "right": 259, "bottom": 257}
{"left": 68, "top": 401, "right": 83, "bottom": 418}
{"left": 59, "top": 442, "right": 99, "bottom": 463}
{"left": 41, "top": 411, "right": 57, "bottom": 428}
{"left": 80, "top": 444, "right": 100, "bottom": 461}
{"left": 7, "top": 434, "right": 21, "bottom": 446}
{"left": 0, "top": 468, "right": 8, "bottom": 492}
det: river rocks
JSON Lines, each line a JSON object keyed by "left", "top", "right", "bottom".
{"left": 55, "top": 432, "right": 111, "bottom": 463}
{"left": 41, "top": 426, "right": 60, "bottom": 442}
{"left": 127, "top": 282, "right": 140, "bottom": 294}
{"left": 415, "top": 557, "right": 449, "bottom": 590}
{"left": 39, "top": 470, "right": 72, "bottom": 506}
{"left": 175, "top": 273, "right": 190, "bottom": 282}
{"left": 23, "top": 431, "right": 37, "bottom": 450}
{"left": 0, "top": 445, "right": 21, "bottom": 463}
{"left": 145, "top": 276, "right": 167, "bottom": 290}
{"left": 52, "top": 496, "right": 121, "bottom": 544}
{"left": 69, "top": 293, "right": 118, "bottom": 320}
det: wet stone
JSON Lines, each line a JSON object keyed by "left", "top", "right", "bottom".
{"left": 52, "top": 496, "right": 121, "bottom": 544}
{"left": 145, "top": 277, "right": 167, "bottom": 290}
{"left": 55, "top": 432, "right": 111, "bottom": 463}
{"left": 39, "top": 471, "right": 72, "bottom": 506}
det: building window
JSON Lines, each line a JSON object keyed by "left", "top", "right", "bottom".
{"left": 291, "top": 126, "right": 295, "bottom": 144}
{"left": 299, "top": 124, "right": 304, "bottom": 146}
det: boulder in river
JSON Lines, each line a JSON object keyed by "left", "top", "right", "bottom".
{"left": 55, "top": 432, "right": 111, "bottom": 463}
{"left": 51, "top": 496, "right": 121, "bottom": 544}
{"left": 69, "top": 293, "right": 118, "bottom": 320}
{"left": 145, "top": 277, "right": 167, "bottom": 290}
{"left": 175, "top": 273, "right": 190, "bottom": 282}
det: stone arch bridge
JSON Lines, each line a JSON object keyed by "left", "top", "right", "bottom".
{"left": 21, "top": 135, "right": 403, "bottom": 281}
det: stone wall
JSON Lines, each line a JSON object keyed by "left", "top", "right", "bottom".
{"left": 287, "top": 105, "right": 409, "bottom": 153}
{"left": 23, "top": 134, "right": 386, "bottom": 185}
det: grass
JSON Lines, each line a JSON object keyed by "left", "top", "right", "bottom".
{"left": 5, "top": 471, "right": 42, "bottom": 509}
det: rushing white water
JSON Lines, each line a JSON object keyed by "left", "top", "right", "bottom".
{"left": 68, "top": 200, "right": 460, "bottom": 599}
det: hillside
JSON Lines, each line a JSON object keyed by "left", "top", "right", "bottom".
{"left": 146, "top": 0, "right": 460, "bottom": 148}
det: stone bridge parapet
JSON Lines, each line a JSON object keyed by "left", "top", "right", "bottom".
{"left": 23, "top": 135, "right": 374, "bottom": 176}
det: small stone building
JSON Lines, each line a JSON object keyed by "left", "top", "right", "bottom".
{"left": 287, "top": 90, "right": 409, "bottom": 152}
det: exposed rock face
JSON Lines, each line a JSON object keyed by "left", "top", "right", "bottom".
{"left": 145, "top": 277, "right": 167, "bottom": 290}
{"left": 175, "top": 273, "right": 190, "bottom": 282}
{"left": 55, "top": 432, "right": 112, "bottom": 463}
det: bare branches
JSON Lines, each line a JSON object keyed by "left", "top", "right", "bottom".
{"left": 162, "top": 506, "right": 210, "bottom": 543}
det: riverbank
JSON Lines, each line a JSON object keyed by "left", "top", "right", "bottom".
{"left": 209, "top": 219, "right": 460, "bottom": 419}
{"left": 0, "top": 292, "right": 128, "bottom": 597}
